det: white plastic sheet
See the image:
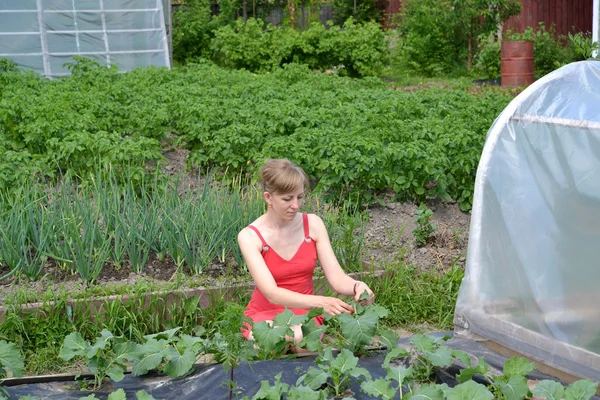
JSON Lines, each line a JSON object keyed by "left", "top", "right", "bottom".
{"left": 455, "top": 60, "right": 600, "bottom": 380}
{"left": 0, "top": 0, "right": 170, "bottom": 77}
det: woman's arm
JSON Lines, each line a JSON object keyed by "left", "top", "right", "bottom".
{"left": 238, "top": 228, "right": 354, "bottom": 315}
{"left": 310, "top": 214, "right": 375, "bottom": 303}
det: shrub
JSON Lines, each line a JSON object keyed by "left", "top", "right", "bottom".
{"left": 172, "top": 0, "right": 241, "bottom": 63}
{"left": 474, "top": 33, "right": 501, "bottom": 79}
{"left": 332, "top": 0, "right": 382, "bottom": 25}
{"left": 210, "top": 18, "right": 389, "bottom": 77}
{"left": 397, "top": 0, "right": 463, "bottom": 76}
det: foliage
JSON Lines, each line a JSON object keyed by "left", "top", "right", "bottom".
{"left": 505, "top": 23, "right": 575, "bottom": 79}
{"left": 58, "top": 329, "right": 141, "bottom": 389}
{"left": 451, "top": 0, "right": 521, "bottom": 70}
{"left": 567, "top": 32, "right": 599, "bottom": 61}
{"left": 172, "top": 0, "right": 241, "bottom": 62}
{"left": 297, "top": 348, "right": 372, "bottom": 397}
{"left": 79, "top": 389, "right": 156, "bottom": 400}
{"left": 413, "top": 204, "right": 437, "bottom": 247}
{"left": 0, "top": 340, "right": 24, "bottom": 398}
{"left": 251, "top": 308, "right": 314, "bottom": 359}
{"left": 397, "top": 0, "right": 462, "bottom": 76}
{"left": 474, "top": 33, "right": 501, "bottom": 79}
{"left": 0, "top": 59, "right": 512, "bottom": 211}
{"left": 8, "top": 298, "right": 600, "bottom": 400}
{"left": 133, "top": 327, "right": 205, "bottom": 378}
{"left": 211, "top": 17, "right": 389, "bottom": 77}
{"left": 332, "top": 0, "right": 382, "bottom": 25}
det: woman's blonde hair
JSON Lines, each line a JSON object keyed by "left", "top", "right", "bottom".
{"left": 259, "top": 159, "right": 309, "bottom": 194}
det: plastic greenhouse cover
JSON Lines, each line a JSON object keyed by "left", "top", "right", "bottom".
{"left": 5, "top": 334, "right": 586, "bottom": 399}
{"left": 0, "top": 0, "right": 170, "bottom": 77}
{"left": 455, "top": 60, "right": 600, "bottom": 381}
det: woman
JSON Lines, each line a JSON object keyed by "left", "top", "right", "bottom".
{"left": 239, "top": 158, "right": 375, "bottom": 351}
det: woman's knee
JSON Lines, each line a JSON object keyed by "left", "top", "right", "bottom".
{"left": 289, "top": 325, "right": 303, "bottom": 343}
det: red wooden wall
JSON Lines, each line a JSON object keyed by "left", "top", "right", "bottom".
{"left": 379, "top": 0, "right": 593, "bottom": 36}
{"left": 504, "top": 0, "right": 593, "bottom": 36}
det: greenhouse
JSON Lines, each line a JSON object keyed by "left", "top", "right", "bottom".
{"left": 0, "top": 0, "right": 171, "bottom": 77}
{"left": 455, "top": 59, "right": 600, "bottom": 382}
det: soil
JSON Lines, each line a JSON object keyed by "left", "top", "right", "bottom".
{"left": 0, "top": 146, "right": 471, "bottom": 301}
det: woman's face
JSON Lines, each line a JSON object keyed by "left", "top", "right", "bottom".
{"left": 267, "top": 186, "right": 304, "bottom": 220}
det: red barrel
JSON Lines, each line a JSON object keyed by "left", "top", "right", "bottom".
{"left": 501, "top": 41, "right": 534, "bottom": 88}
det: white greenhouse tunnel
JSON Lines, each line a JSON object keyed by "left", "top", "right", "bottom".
{"left": 454, "top": 59, "right": 600, "bottom": 381}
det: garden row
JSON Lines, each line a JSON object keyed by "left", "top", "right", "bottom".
{"left": 0, "top": 58, "right": 513, "bottom": 210}
{"left": 2, "top": 299, "right": 598, "bottom": 400}
{"left": 0, "top": 171, "right": 364, "bottom": 284}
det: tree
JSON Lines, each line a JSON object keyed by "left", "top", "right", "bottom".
{"left": 451, "top": 0, "right": 521, "bottom": 70}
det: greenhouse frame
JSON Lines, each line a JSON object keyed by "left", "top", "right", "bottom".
{"left": 0, "top": 0, "right": 171, "bottom": 77}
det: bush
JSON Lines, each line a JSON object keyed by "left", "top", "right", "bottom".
{"left": 474, "top": 33, "right": 501, "bottom": 79}
{"left": 210, "top": 18, "right": 389, "bottom": 77}
{"left": 332, "top": 0, "right": 382, "bottom": 25}
{"left": 397, "top": 0, "right": 463, "bottom": 76}
{"left": 172, "top": 0, "right": 240, "bottom": 63}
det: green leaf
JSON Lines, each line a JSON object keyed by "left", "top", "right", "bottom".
{"left": 300, "top": 319, "right": 326, "bottom": 352}
{"left": 564, "top": 379, "right": 598, "bottom": 400}
{"left": 273, "top": 308, "right": 307, "bottom": 328}
{"left": 106, "top": 364, "right": 125, "bottom": 382}
{"left": 338, "top": 313, "right": 378, "bottom": 348}
{"left": 252, "top": 373, "right": 289, "bottom": 400}
{"left": 448, "top": 380, "right": 494, "bottom": 400}
{"left": 0, "top": 340, "right": 24, "bottom": 378}
{"left": 410, "top": 384, "right": 444, "bottom": 400}
{"left": 133, "top": 339, "right": 168, "bottom": 376}
{"left": 377, "top": 328, "right": 399, "bottom": 351}
{"left": 144, "top": 327, "right": 181, "bottom": 341}
{"left": 107, "top": 388, "right": 127, "bottom": 400}
{"left": 306, "top": 308, "right": 324, "bottom": 320}
{"left": 503, "top": 357, "right": 536, "bottom": 378}
{"left": 351, "top": 366, "right": 372, "bottom": 380}
{"left": 452, "top": 350, "right": 472, "bottom": 368}
{"left": 386, "top": 365, "right": 413, "bottom": 386}
{"left": 383, "top": 346, "right": 410, "bottom": 367}
{"left": 136, "top": 390, "right": 158, "bottom": 400}
{"left": 87, "top": 329, "right": 114, "bottom": 359}
{"left": 331, "top": 349, "right": 359, "bottom": 375}
{"left": 163, "top": 348, "right": 196, "bottom": 378}
{"left": 361, "top": 378, "right": 395, "bottom": 400}
{"left": 456, "top": 358, "right": 489, "bottom": 383}
{"left": 286, "top": 384, "right": 328, "bottom": 400}
{"left": 252, "top": 321, "right": 290, "bottom": 355}
{"left": 425, "top": 345, "right": 453, "bottom": 368}
{"left": 532, "top": 380, "right": 565, "bottom": 400}
{"left": 176, "top": 334, "right": 204, "bottom": 353}
{"left": 411, "top": 334, "right": 435, "bottom": 353}
{"left": 498, "top": 375, "right": 530, "bottom": 400}
{"left": 78, "top": 395, "right": 99, "bottom": 400}
{"left": 436, "top": 383, "right": 453, "bottom": 398}
{"left": 363, "top": 304, "right": 389, "bottom": 319}
{"left": 297, "top": 366, "right": 328, "bottom": 390}
{"left": 113, "top": 341, "right": 142, "bottom": 364}
{"left": 58, "top": 332, "right": 89, "bottom": 361}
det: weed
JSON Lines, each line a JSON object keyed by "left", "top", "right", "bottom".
{"left": 413, "top": 204, "right": 437, "bottom": 247}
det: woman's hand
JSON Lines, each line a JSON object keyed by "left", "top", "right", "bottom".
{"left": 353, "top": 281, "right": 375, "bottom": 305}
{"left": 318, "top": 296, "right": 354, "bottom": 316}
